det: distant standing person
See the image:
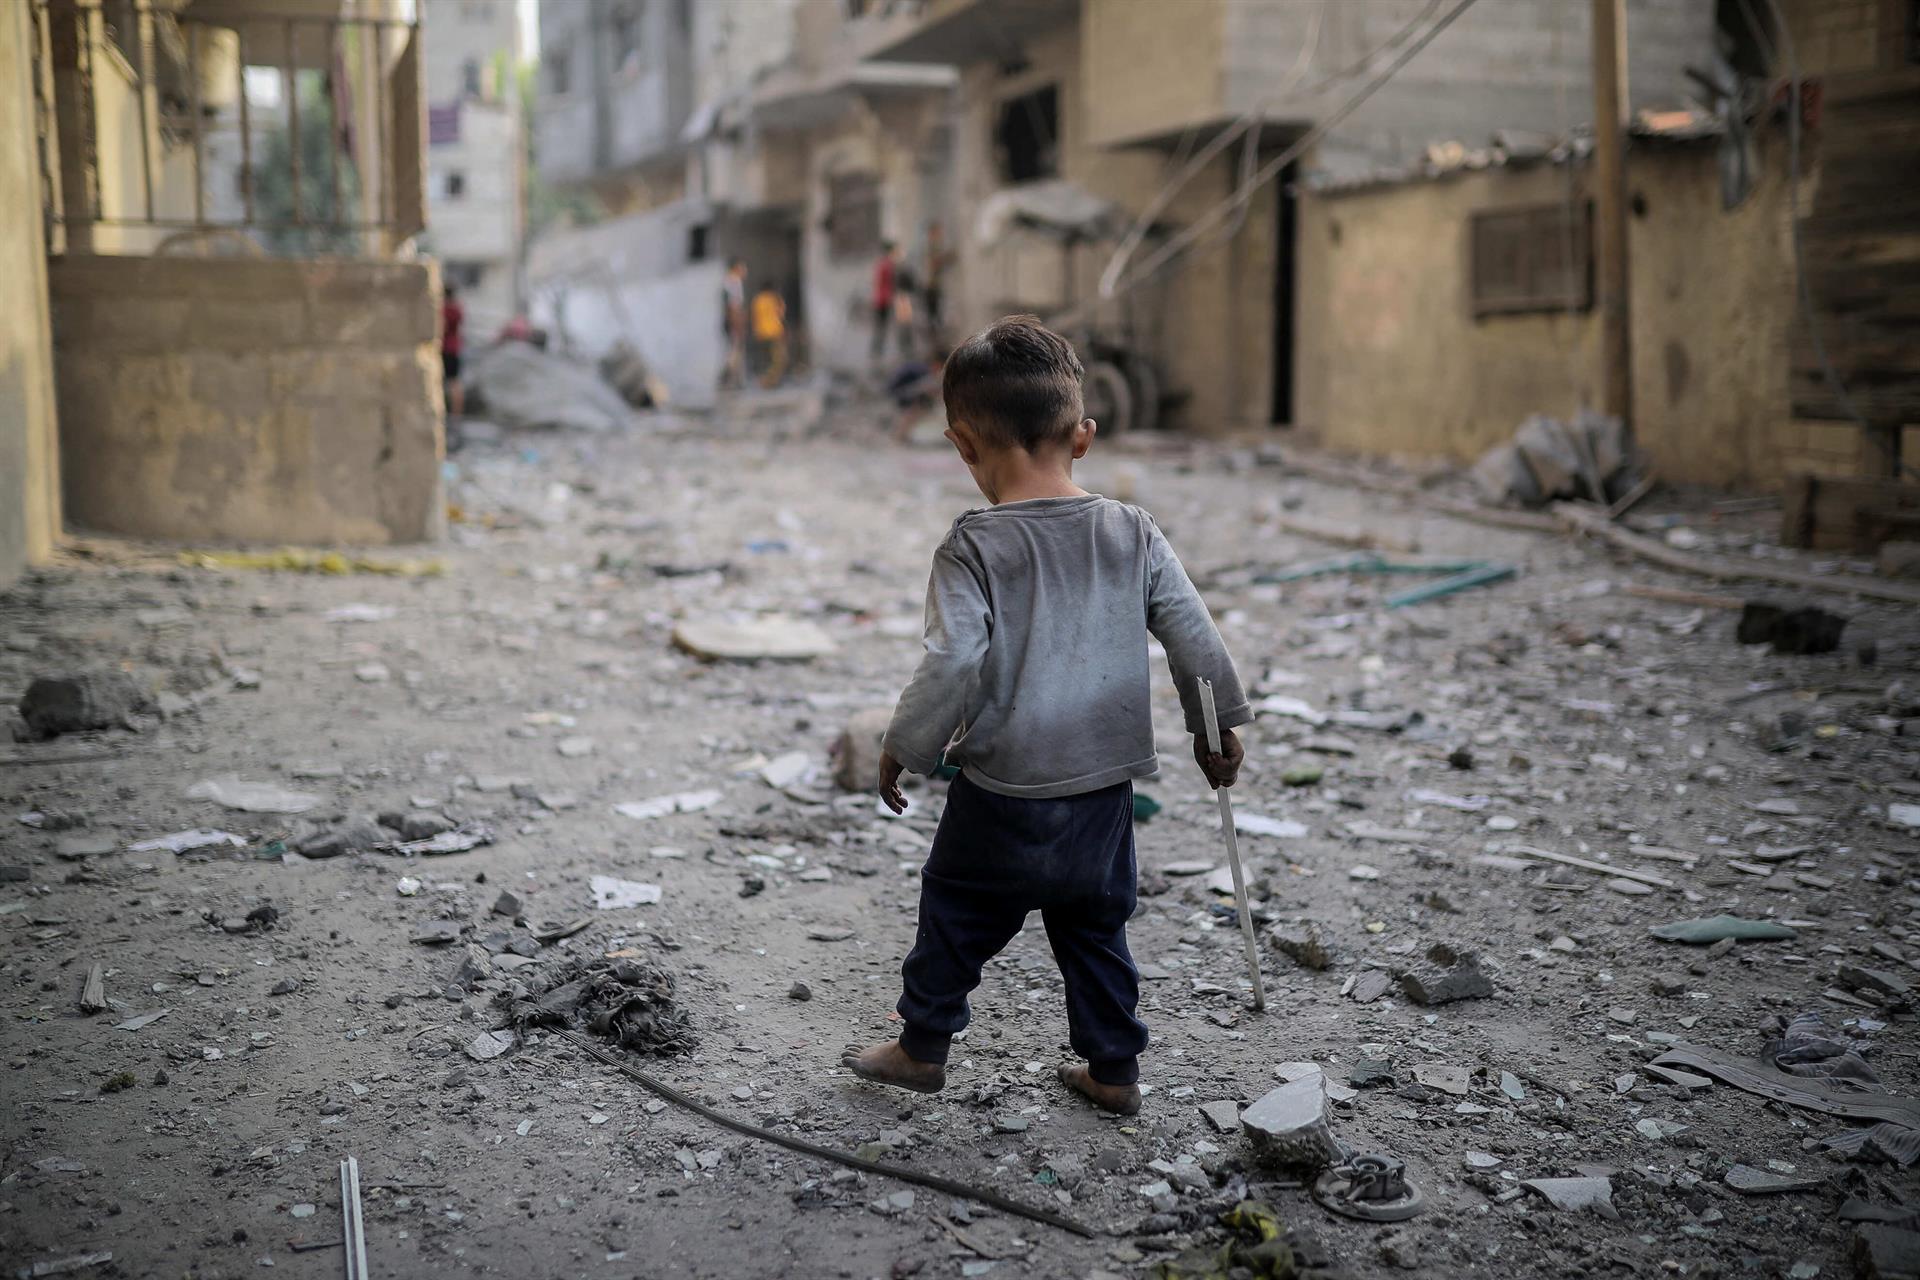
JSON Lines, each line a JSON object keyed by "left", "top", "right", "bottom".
{"left": 922, "top": 221, "right": 952, "bottom": 341}
{"left": 441, "top": 282, "right": 465, "bottom": 418}
{"left": 870, "top": 240, "right": 904, "bottom": 364}
{"left": 721, "top": 258, "right": 749, "bottom": 389}
{"left": 752, "top": 283, "right": 788, "bottom": 388}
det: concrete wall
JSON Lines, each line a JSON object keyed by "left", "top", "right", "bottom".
{"left": 1777, "top": 0, "right": 1901, "bottom": 75}
{"left": 1225, "top": 0, "right": 1719, "bottom": 178}
{"left": 536, "top": 0, "right": 695, "bottom": 187}
{"left": 527, "top": 200, "right": 726, "bottom": 407}
{"left": 48, "top": 257, "right": 445, "bottom": 545}
{"left": 946, "top": 19, "right": 1274, "bottom": 434}
{"left": 0, "top": 1, "right": 62, "bottom": 589}
{"left": 1294, "top": 132, "right": 1864, "bottom": 489}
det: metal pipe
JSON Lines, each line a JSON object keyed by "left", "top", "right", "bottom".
{"left": 237, "top": 20, "right": 252, "bottom": 225}
{"left": 286, "top": 18, "right": 301, "bottom": 227}
{"left": 186, "top": 19, "right": 203, "bottom": 225}
{"left": 134, "top": 1, "right": 153, "bottom": 223}
{"left": 326, "top": 22, "right": 339, "bottom": 226}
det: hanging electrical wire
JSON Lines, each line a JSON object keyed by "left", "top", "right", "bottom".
{"left": 1096, "top": 0, "right": 1444, "bottom": 300}
{"left": 1071, "top": 0, "right": 1481, "bottom": 325}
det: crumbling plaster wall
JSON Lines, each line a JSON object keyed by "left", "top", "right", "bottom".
{"left": 0, "top": 1, "right": 63, "bottom": 590}
{"left": 48, "top": 257, "right": 445, "bottom": 545}
{"left": 1294, "top": 134, "right": 1863, "bottom": 489}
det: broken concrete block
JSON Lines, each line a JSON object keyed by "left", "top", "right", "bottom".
{"left": 1239, "top": 1071, "right": 1343, "bottom": 1171}
{"left": 1855, "top": 1224, "right": 1920, "bottom": 1280}
{"left": 19, "top": 671, "right": 152, "bottom": 738}
{"left": 1349, "top": 970, "right": 1392, "bottom": 1004}
{"left": 833, "top": 707, "right": 895, "bottom": 793}
{"left": 1267, "top": 921, "right": 1331, "bottom": 971}
{"left": 1523, "top": 1176, "right": 1618, "bottom": 1219}
{"left": 453, "top": 944, "right": 493, "bottom": 988}
{"left": 672, "top": 616, "right": 837, "bottom": 662}
{"left": 1840, "top": 965, "right": 1912, "bottom": 1001}
{"left": 1199, "top": 1100, "right": 1241, "bottom": 1132}
{"left": 380, "top": 811, "right": 455, "bottom": 842}
{"left": 1397, "top": 943, "right": 1493, "bottom": 1005}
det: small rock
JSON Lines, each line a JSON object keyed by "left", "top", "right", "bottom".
{"left": 1267, "top": 922, "right": 1331, "bottom": 971}
{"left": 19, "top": 671, "right": 152, "bottom": 738}
{"left": 1199, "top": 1100, "right": 1241, "bottom": 1132}
{"left": 1651, "top": 974, "right": 1688, "bottom": 997}
{"left": 787, "top": 981, "right": 812, "bottom": 1001}
{"left": 1397, "top": 943, "right": 1492, "bottom": 1005}
{"left": 53, "top": 833, "right": 118, "bottom": 861}
{"left": 1240, "top": 1072, "right": 1342, "bottom": 1169}
{"left": 491, "top": 890, "right": 523, "bottom": 918}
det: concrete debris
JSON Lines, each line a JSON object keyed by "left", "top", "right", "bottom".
{"left": 53, "top": 833, "right": 116, "bottom": 861}
{"left": 1470, "top": 409, "right": 1636, "bottom": 508}
{"left": 1725, "top": 1163, "right": 1824, "bottom": 1194}
{"left": 1200, "top": 1100, "right": 1241, "bottom": 1132}
{"left": 1522, "top": 1176, "right": 1618, "bottom": 1219}
{"left": 467, "top": 1030, "right": 515, "bottom": 1061}
{"left": 18, "top": 671, "right": 152, "bottom": 738}
{"left": 1240, "top": 1070, "right": 1343, "bottom": 1170}
{"left": 613, "top": 791, "right": 722, "bottom": 820}
{"left": 1267, "top": 922, "right": 1331, "bottom": 971}
{"left": 1737, "top": 601, "right": 1847, "bottom": 655}
{"left": 672, "top": 616, "right": 838, "bottom": 662}
{"left": 126, "top": 829, "right": 247, "bottom": 855}
{"left": 504, "top": 955, "right": 694, "bottom": 1055}
{"left": 185, "top": 776, "right": 322, "bottom": 815}
{"left": 832, "top": 708, "right": 893, "bottom": 792}
{"left": 1234, "top": 812, "right": 1309, "bottom": 839}
{"left": 590, "top": 876, "right": 663, "bottom": 910}
{"left": 1397, "top": 944, "right": 1493, "bottom": 1005}
{"left": 468, "top": 343, "right": 635, "bottom": 432}
{"left": 1854, "top": 1225, "right": 1920, "bottom": 1279}
{"left": 598, "top": 340, "right": 669, "bottom": 409}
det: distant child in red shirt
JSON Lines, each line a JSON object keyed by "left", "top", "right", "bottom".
{"left": 440, "top": 283, "right": 465, "bottom": 418}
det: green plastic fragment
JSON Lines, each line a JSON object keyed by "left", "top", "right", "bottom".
{"left": 1132, "top": 793, "right": 1163, "bottom": 823}
{"left": 1281, "top": 763, "right": 1324, "bottom": 786}
{"left": 1649, "top": 914, "right": 1799, "bottom": 944}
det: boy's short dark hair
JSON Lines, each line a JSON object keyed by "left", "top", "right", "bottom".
{"left": 941, "top": 315, "right": 1084, "bottom": 451}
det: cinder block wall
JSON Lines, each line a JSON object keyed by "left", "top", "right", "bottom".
{"left": 47, "top": 257, "right": 445, "bottom": 546}
{"left": 0, "top": 1, "right": 62, "bottom": 590}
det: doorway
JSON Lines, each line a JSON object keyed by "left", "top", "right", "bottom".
{"left": 1271, "top": 160, "right": 1298, "bottom": 426}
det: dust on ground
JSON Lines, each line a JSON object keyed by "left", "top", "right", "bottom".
{"left": 3, "top": 399, "right": 1917, "bottom": 1279}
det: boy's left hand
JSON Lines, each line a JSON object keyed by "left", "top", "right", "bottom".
{"left": 878, "top": 751, "right": 908, "bottom": 813}
{"left": 1194, "top": 729, "right": 1243, "bottom": 790}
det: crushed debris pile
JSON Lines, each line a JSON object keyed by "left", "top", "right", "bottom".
{"left": 1470, "top": 409, "right": 1641, "bottom": 508}
{"left": 467, "top": 343, "right": 637, "bottom": 432}
{"left": 503, "top": 955, "right": 695, "bottom": 1055}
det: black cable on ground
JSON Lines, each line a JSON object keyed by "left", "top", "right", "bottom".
{"left": 552, "top": 1029, "right": 1098, "bottom": 1238}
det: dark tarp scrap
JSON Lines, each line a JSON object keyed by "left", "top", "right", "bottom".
{"left": 1823, "top": 1124, "right": 1920, "bottom": 1168}
{"left": 1768, "top": 1012, "right": 1882, "bottom": 1085}
{"left": 503, "top": 955, "right": 696, "bottom": 1054}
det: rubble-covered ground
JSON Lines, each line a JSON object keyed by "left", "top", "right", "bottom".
{"left": 4, "top": 399, "right": 1918, "bottom": 1280}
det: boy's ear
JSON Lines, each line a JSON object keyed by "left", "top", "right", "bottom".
{"left": 1070, "top": 417, "right": 1097, "bottom": 460}
{"left": 945, "top": 420, "right": 982, "bottom": 466}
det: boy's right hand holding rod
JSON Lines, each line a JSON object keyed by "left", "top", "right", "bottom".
{"left": 1194, "top": 728, "right": 1242, "bottom": 791}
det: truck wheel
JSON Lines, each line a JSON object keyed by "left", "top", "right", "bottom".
{"left": 1084, "top": 360, "right": 1134, "bottom": 436}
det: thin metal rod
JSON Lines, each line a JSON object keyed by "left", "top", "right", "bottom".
{"left": 286, "top": 19, "right": 301, "bottom": 227}
{"left": 237, "top": 21, "right": 252, "bottom": 225}
{"left": 325, "top": 23, "right": 339, "bottom": 225}
{"left": 372, "top": 23, "right": 389, "bottom": 237}
{"left": 338, "top": 1156, "right": 368, "bottom": 1280}
{"left": 1198, "top": 677, "right": 1266, "bottom": 1012}
{"left": 134, "top": 2, "right": 154, "bottom": 223}
{"left": 555, "top": 1030, "right": 1096, "bottom": 1237}
{"left": 186, "top": 20, "right": 203, "bottom": 225}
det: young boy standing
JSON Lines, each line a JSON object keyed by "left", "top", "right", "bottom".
{"left": 842, "top": 316, "right": 1249, "bottom": 1115}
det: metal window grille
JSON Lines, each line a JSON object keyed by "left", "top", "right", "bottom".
{"left": 1468, "top": 201, "right": 1593, "bottom": 318}
{"left": 28, "top": 0, "right": 424, "bottom": 254}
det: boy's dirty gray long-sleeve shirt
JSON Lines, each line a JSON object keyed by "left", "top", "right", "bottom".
{"left": 883, "top": 494, "right": 1250, "bottom": 799}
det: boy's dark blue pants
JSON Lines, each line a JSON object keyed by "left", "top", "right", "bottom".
{"left": 896, "top": 774, "right": 1148, "bottom": 1086}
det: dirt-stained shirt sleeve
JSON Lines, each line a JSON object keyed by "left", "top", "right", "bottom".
{"left": 1146, "top": 518, "right": 1251, "bottom": 737}
{"left": 882, "top": 536, "right": 992, "bottom": 775}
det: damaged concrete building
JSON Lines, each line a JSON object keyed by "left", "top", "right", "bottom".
{"left": 0, "top": 0, "right": 445, "bottom": 591}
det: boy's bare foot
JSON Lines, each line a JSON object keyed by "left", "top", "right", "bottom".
{"left": 840, "top": 1040, "right": 945, "bottom": 1094}
{"left": 1057, "top": 1064, "right": 1142, "bottom": 1116}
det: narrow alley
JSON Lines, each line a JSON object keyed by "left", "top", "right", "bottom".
{"left": 5, "top": 407, "right": 1918, "bottom": 1278}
